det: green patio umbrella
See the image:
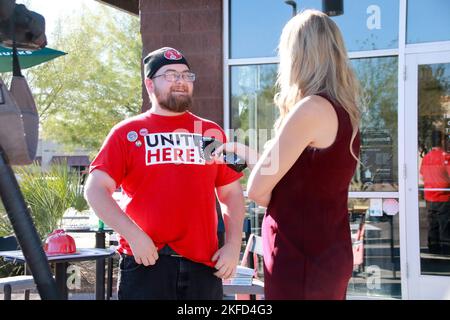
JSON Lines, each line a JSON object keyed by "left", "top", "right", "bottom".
{"left": 0, "top": 45, "right": 66, "bottom": 73}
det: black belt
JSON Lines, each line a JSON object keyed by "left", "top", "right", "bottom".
{"left": 158, "top": 245, "right": 182, "bottom": 257}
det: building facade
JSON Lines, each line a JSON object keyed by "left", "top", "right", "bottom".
{"left": 35, "top": 139, "right": 91, "bottom": 174}
{"left": 99, "top": 0, "right": 450, "bottom": 299}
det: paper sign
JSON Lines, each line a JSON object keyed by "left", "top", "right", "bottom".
{"left": 369, "top": 198, "right": 383, "bottom": 216}
{"left": 383, "top": 198, "right": 399, "bottom": 216}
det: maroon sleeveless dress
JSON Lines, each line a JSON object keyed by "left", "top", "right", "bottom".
{"left": 262, "top": 94, "right": 360, "bottom": 300}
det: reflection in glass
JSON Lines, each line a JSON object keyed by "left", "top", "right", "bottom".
{"left": 230, "top": 58, "right": 398, "bottom": 193}
{"left": 229, "top": 0, "right": 292, "bottom": 58}
{"left": 351, "top": 57, "right": 398, "bottom": 192}
{"left": 417, "top": 63, "right": 450, "bottom": 276}
{"left": 230, "top": 64, "right": 278, "bottom": 187}
{"left": 298, "top": 0, "right": 399, "bottom": 51}
{"left": 347, "top": 198, "right": 401, "bottom": 299}
{"left": 407, "top": 0, "right": 450, "bottom": 44}
{"left": 230, "top": 0, "right": 398, "bottom": 58}
{"left": 230, "top": 64, "right": 278, "bottom": 151}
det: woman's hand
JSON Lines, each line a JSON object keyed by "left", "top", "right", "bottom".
{"left": 212, "top": 142, "right": 259, "bottom": 170}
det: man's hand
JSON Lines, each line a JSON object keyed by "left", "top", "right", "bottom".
{"left": 211, "top": 242, "right": 241, "bottom": 279}
{"left": 127, "top": 231, "right": 159, "bottom": 266}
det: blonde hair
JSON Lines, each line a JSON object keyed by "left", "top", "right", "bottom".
{"left": 274, "top": 9, "right": 361, "bottom": 160}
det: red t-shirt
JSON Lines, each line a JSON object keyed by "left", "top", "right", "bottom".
{"left": 89, "top": 111, "right": 242, "bottom": 267}
{"left": 420, "top": 147, "right": 450, "bottom": 202}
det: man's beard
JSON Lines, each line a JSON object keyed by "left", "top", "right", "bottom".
{"left": 155, "top": 88, "right": 193, "bottom": 113}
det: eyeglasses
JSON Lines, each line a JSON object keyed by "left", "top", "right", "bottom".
{"left": 151, "top": 71, "right": 196, "bottom": 82}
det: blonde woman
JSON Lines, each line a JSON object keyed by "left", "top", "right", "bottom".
{"left": 214, "top": 10, "right": 361, "bottom": 299}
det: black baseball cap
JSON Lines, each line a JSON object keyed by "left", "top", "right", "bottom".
{"left": 143, "top": 47, "right": 190, "bottom": 79}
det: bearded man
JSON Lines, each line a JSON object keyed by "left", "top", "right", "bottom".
{"left": 84, "top": 47, "right": 245, "bottom": 300}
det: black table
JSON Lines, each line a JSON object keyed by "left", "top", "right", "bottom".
{"left": 64, "top": 227, "right": 115, "bottom": 300}
{"left": 0, "top": 248, "right": 115, "bottom": 300}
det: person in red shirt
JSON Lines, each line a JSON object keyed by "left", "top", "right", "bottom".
{"left": 84, "top": 47, "right": 245, "bottom": 299}
{"left": 420, "top": 130, "right": 450, "bottom": 254}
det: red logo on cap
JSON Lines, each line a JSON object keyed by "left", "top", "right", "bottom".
{"left": 164, "top": 49, "right": 183, "bottom": 60}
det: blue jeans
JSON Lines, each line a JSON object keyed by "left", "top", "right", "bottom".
{"left": 117, "top": 250, "right": 223, "bottom": 300}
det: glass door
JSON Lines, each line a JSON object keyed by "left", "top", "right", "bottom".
{"left": 405, "top": 51, "right": 450, "bottom": 299}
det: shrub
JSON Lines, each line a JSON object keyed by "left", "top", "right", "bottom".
{"left": 0, "top": 162, "right": 88, "bottom": 241}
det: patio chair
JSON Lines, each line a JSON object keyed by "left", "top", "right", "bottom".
{"left": 0, "top": 235, "right": 36, "bottom": 300}
{"left": 223, "top": 234, "right": 264, "bottom": 300}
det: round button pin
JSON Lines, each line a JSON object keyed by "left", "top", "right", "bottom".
{"left": 127, "top": 131, "right": 138, "bottom": 142}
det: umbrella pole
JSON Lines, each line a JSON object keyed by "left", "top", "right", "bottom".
{"left": 0, "top": 146, "right": 61, "bottom": 300}
{"left": 12, "top": 43, "right": 23, "bottom": 77}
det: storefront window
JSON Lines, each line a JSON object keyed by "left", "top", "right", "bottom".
{"left": 230, "top": 64, "right": 278, "bottom": 150}
{"left": 230, "top": 58, "right": 398, "bottom": 192}
{"left": 230, "top": 0, "right": 398, "bottom": 59}
{"left": 351, "top": 57, "right": 398, "bottom": 192}
{"left": 298, "top": 0, "right": 399, "bottom": 51}
{"left": 407, "top": 0, "right": 450, "bottom": 44}
{"left": 230, "top": 64, "right": 278, "bottom": 187}
{"left": 229, "top": 0, "right": 291, "bottom": 59}
{"left": 347, "top": 198, "right": 401, "bottom": 299}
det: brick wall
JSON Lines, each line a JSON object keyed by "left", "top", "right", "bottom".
{"left": 139, "top": 0, "right": 224, "bottom": 126}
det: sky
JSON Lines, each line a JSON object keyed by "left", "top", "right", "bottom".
{"left": 16, "top": 0, "right": 105, "bottom": 45}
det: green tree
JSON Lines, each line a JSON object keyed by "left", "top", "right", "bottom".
{"left": 351, "top": 57, "right": 399, "bottom": 191}
{"left": 230, "top": 64, "right": 278, "bottom": 187}
{"left": 418, "top": 64, "right": 450, "bottom": 155}
{"left": 25, "top": 5, "right": 142, "bottom": 153}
